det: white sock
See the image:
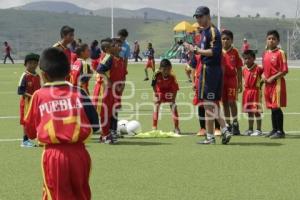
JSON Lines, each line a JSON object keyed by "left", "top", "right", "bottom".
{"left": 207, "top": 133, "right": 214, "bottom": 140}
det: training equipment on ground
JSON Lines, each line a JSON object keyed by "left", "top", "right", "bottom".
{"left": 117, "top": 120, "right": 129, "bottom": 135}
{"left": 126, "top": 120, "right": 142, "bottom": 136}
{"left": 135, "top": 130, "right": 183, "bottom": 138}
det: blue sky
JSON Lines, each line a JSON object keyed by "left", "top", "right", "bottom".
{"left": 0, "top": 0, "right": 298, "bottom": 17}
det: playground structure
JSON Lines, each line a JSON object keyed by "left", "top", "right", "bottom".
{"left": 161, "top": 21, "right": 198, "bottom": 59}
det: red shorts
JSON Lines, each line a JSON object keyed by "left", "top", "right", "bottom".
{"left": 222, "top": 76, "right": 238, "bottom": 102}
{"left": 42, "top": 143, "right": 91, "bottom": 200}
{"left": 19, "top": 97, "right": 30, "bottom": 125}
{"left": 146, "top": 59, "right": 155, "bottom": 69}
{"left": 91, "top": 59, "right": 99, "bottom": 71}
{"left": 242, "top": 88, "right": 262, "bottom": 113}
{"left": 264, "top": 78, "right": 287, "bottom": 109}
{"left": 156, "top": 92, "right": 176, "bottom": 103}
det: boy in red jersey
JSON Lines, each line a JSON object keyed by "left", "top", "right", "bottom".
{"left": 221, "top": 30, "right": 243, "bottom": 135}
{"left": 18, "top": 53, "right": 41, "bottom": 147}
{"left": 96, "top": 38, "right": 125, "bottom": 144}
{"left": 53, "top": 26, "right": 74, "bottom": 64}
{"left": 152, "top": 59, "right": 180, "bottom": 134}
{"left": 24, "top": 48, "right": 99, "bottom": 200}
{"left": 70, "top": 44, "right": 93, "bottom": 94}
{"left": 242, "top": 50, "right": 263, "bottom": 136}
{"left": 262, "top": 30, "right": 288, "bottom": 139}
{"left": 144, "top": 43, "right": 155, "bottom": 81}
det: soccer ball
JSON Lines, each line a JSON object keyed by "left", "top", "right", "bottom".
{"left": 117, "top": 120, "right": 129, "bottom": 135}
{"left": 126, "top": 120, "right": 142, "bottom": 136}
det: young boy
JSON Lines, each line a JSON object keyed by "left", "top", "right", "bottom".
{"left": 152, "top": 59, "right": 180, "bottom": 134}
{"left": 262, "top": 30, "right": 288, "bottom": 139}
{"left": 53, "top": 26, "right": 75, "bottom": 64}
{"left": 242, "top": 50, "right": 264, "bottom": 136}
{"left": 221, "top": 30, "right": 243, "bottom": 135}
{"left": 3, "top": 41, "right": 14, "bottom": 64}
{"left": 18, "top": 53, "right": 41, "bottom": 147}
{"left": 144, "top": 43, "right": 155, "bottom": 81}
{"left": 96, "top": 38, "right": 125, "bottom": 144}
{"left": 24, "top": 48, "right": 99, "bottom": 200}
{"left": 70, "top": 43, "right": 93, "bottom": 94}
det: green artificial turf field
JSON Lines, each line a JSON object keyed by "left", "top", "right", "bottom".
{"left": 0, "top": 63, "right": 300, "bottom": 200}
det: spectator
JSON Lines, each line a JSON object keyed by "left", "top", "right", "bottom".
{"left": 133, "top": 41, "right": 142, "bottom": 62}
{"left": 242, "top": 38, "right": 250, "bottom": 53}
{"left": 3, "top": 41, "right": 14, "bottom": 64}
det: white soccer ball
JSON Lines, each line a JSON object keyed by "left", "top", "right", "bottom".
{"left": 126, "top": 120, "right": 142, "bottom": 136}
{"left": 117, "top": 120, "right": 129, "bottom": 135}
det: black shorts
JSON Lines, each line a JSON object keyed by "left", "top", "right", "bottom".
{"left": 198, "top": 64, "right": 223, "bottom": 101}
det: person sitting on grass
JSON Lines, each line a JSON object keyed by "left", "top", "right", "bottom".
{"left": 151, "top": 59, "right": 181, "bottom": 134}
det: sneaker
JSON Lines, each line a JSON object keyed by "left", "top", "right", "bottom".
{"left": 270, "top": 131, "right": 285, "bottom": 139}
{"left": 214, "top": 128, "right": 222, "bottom": 136}
{"left": 251, "top": 130, "right": 263, "bottom": 136}
{"left": 174, "top": 128, "right": 181, "bottom": 135}
{"left": 21, "top": 140, "right": 36, "bottom": 148}
{"left": 197, "top": 137, "right": 216, "bottom": 145}
{"left": 144, "top": 78, "right": 149, "bottom": 81}
{"left": 243, "top": 129, "right": 253, "bottom": 136}
{"left": 196, "top": 128, "right": 206, "bottom": 136}
{"left": 101, "top": 134, "right": 117, "bottom": 144}
{"left": 232, "top": 121, "right": 241, "bottom": 135}
{"left": 265, "top": 130, "right": 277, "bottom": 138}
{"left": 111, "top": 131, "right": 119, "bottom": 143}
{"left": 221, "top": 128, "right": 232, "bottom": 145}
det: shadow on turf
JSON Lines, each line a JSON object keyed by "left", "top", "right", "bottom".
{"left": 89, "top": 138, "right": 171, "bottom": 146}
{"left": 229, "top": 142, "right": 283, "bottom": 146}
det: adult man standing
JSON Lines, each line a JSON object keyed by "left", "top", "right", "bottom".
{"left": 186, "top": 6, "right": 231, "bottom": 145}
{"left": 242, "top": 38, "right": 250, "bottom": 53}
{"left": 118, "top": 29, "right": 131, "bottom": 75}
{"left": 3, "top": 41, "right": 14, "bottom": 64}
{"left": 133, "top": 41, "right": 142, "bottom": 62}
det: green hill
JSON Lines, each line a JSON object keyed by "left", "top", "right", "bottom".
{"left": 0, "top": 9, "right": 294, "bottom": 59}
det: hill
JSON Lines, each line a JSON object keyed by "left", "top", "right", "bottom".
{"left": 0, "top": 9, "right": 294, "bottom": 58}
{"left": 14, "top": 1, "right": 90, "bottom": 15}
{"left": 94, "top": 7, "right": 190, "bottom": 21}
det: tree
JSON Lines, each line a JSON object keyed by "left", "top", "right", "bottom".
{"left": 144, "top": 11, "right": 148, "bottom": 23}
{"left": 255, "top": 13, "right": 260, "bottom": 18}
{"left": 275, "top": 12, "right": 280, "bottom": 17}
{"left": 235, "top": 14, "right": 241, "bottom": 18}
{"left": 282, "top": 14, "right": 286, "bottom": 20}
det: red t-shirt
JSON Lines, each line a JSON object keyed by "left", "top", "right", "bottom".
{"left": 222, "top": 47, "right": 243, "bottom": 77}
{"left": 262, "top": 48, "right": 288, "bottom": 79}
{"left": 70, "top": 59, "right": 92, "bottom": 86}
{"left": 5, "top": 45, "right": 11, "bottom": 54}
{"left": 24, "top": 82, "right": 99, "bottom": 144}
{"left": 152, "top": 72, "right": 179, "bottom": 94}
{"left": 18, "top": 71, "right": 41, "bottom": 96}
{"left": 242, "top": 43, "right": 250, "bottom": 53}
{"left": 53, "top": 42, "right": 72, "bottom": 64}
{"left": 243, "top": 64, "right": 263, "bottom": 89}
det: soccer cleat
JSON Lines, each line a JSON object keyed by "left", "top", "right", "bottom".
{"left": 144, "top": 78, "right": 149, "bottom": 81}
{"left": 221, "top": 128, "right": 232, "bottom": 145}
{"left": 174, "top": 128, "right": 181, "bottom": 135}
{"left": 243, "top": 129, "right": 253, "bottom": 136}
{"left": 101, "top": 134, "right": 118, "bottom": 144}
{"left": 214, "top": 128, "right": 222, "bottom": 136}
{"left": 232, "top": 121, "right": 241, "bottom": 135}
{"left": 197, "top": 128, "right": 206, "bottom": 136}
{"left": 251, "top": 130, "right": 263, "bottom": 136}
{"left": 197, "top": 137, "right": 216, "bottom": 145}
{"left": 270, "top": 131, "right": 285, "bottom": 139}
{"left": 265, "top": 130, "right": 277, "bottom": 138}
{"left": 21, "top": 140, "right": 36, "bottom": 148}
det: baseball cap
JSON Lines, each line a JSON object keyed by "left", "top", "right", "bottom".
{"left": 193, "top": 6, "right": 210, "bottom": 17}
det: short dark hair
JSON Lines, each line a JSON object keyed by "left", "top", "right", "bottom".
{"left": 60, "top": 25, "right": 75, "bottom": 39}
{"left": 267, "top": 30, "right": 280, "bottom": 41}
{"left": 118, "top": 29, "right": 129, "bottom": 37}
{"left": 76, "top": 43, "right": 89, "bottom": 57}
{"left": 160, "top": 59, "right": 172, "bottom": 68}
{"left": 4, "top": 41, "right": 8, "bottom": 45}
{"left": 91, "top": 40, "right": 99, "bottom": 47}
{"left": 40, "top": 48, "right": 70, "bottom": 79}
{"left": 100, "top": 38, "right": 112, "bottom": 52}
{"left": 243, "top": 50, "right": 256, "bottom": 59}
{"left": 221, "top": 30, "right": 234, "bottom": 40}
{"left": 112, "top": 38, "right": 122, "bottom": 46}
{"left": 24, "top": 53, "right": 40, "bottom": 65}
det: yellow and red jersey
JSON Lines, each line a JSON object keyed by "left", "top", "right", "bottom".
{"left": 222, "top": 47, "right": 243, "bottom": 77}
{"left": 53, "top": 42, "right": 72, "bottom": 64}
{"left": 152, "top": 72, "right": 179, "bottom": 94}
{"left": 262, "top": 48, "right": 288, "bottom": 79}
{"left": 24, "top": 81, "right": 99, "bottom": 144}
{"left": 243, "top": 64, "right": 263, "bottom": 90}
{"left": 18, "top": 71, "right": 41, "bottom": 96}
{"left": 70, "top": 58, "right": 92, "bottom": 87}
